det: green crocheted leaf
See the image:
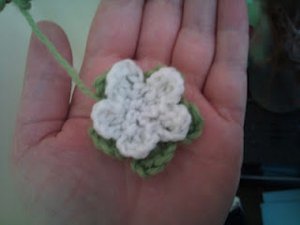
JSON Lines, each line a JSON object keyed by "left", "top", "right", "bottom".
{"left": 131, "top": 142, "right": 177, "bottom": 177}
{"left": 144, "top": 66, "right": 162, "bottom": 78}
{"left": 89, "top": 128, "right": 123, "bottom": 160}
{"left": 182, "top": 100, "right": 204, "bottom": 144}
{"left": 94, "top": 72, "right": 108, "bottom": 100}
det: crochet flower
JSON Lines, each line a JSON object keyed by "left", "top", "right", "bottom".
{"left": 91, "top": 60, "right": 192, "bottom": 159}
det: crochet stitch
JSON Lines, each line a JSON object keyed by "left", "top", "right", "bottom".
{"left": 91, "top": 60, "right": 192, "bottom": 159}
{"left": 90, "top": 60, "right": 204, "bottom": 177}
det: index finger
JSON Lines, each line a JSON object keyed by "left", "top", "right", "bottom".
{"left": 70, "top": 0, "right": 144, "bottom": 118}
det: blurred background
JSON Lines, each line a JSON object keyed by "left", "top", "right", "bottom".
{"left": 245, "top": 0, "right": 300, "bottom": 179}
{"left": 0, "top": 1, "right": 99, "bottom": 224}
{"left": 242, "top": 1, "right": 300, "bottom": 225}
{"left": 1, "top": 0, "right": 300, "bottom": 224}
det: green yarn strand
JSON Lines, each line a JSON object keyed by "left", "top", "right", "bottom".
{"left": 0, "top": 0, "right": 6, "bottom": 11}
{"left": 19, "top": 9, "right": 97, "bottom": 100}
{"left": 0, "top": 0, "right": 11, "bottom": 11}
{"left": 1, "top": 0, "right": 32, "bottom": 12}
{"left": 10, "top": 1, "right": 98, "bottom": 100}
{"left": 13, "top": 0, "right": 31, "bottom": 10}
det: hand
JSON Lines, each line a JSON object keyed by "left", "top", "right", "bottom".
{"left": 13, "top": 0, "right": 249, "bottom": 224}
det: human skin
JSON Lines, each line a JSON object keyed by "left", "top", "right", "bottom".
{"left": 13, "top": 0, "right": 249, "bottom": 224}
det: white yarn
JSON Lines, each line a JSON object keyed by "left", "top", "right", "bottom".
{"left": 91, "top": 59, "right": 192, "bottom": 159}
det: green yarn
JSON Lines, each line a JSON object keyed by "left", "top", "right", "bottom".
{"left": 131, "top": 142, "right": 177, "bottom": 177}
{"left": 144, "top": 65, "right": 162, "bottom": 78}
{"left": 89, "top": 125, "right": 178, "bottom": 177}
{"left": 0, "top": 0, "right": 98, "bottom": 100}
{"left": 89, "top": 128, "right": 123, "bottom": 159}
{"left": 13, "top": 0, "right": 31, "bottom": 10}
{"left": 94, "top": 71, "right": 108, "bottom": 100}
{"left": 89, "top": 70, "right": 204, "bottom": 177}
{"left": 1, "top": 0, "right": 31, "bottom": 12}
{"left": 182, "top": 100, "right": 204, "bottom": 143}
{"left": 0, "top": 0, "right": 8, "bottom": 11}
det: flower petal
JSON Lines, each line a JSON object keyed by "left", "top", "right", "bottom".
{"left": 116, "top": 125, "right": 159, "bottom": 159}
{"left": 157, "top": 104, "right": 192, "bottom": 142}
{"left": 91, "top": 99, "right": 125, "bottom": 140}
{"left": 145, "top": 67, "right": 184, "bottom": 104}
{"left": 105, "top": 59, "right": 144, "bottom": 101}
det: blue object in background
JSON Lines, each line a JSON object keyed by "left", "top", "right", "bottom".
{"left": 261, "top": 189, "right": 300, "bottom": 225}
{"left": 263, "top": 189, "right": 300, "bottom": 203}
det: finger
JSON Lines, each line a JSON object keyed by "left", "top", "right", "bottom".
{"left": 172, "top": 0, "right": 217, "bottom": 87}
{"left": 204, "top": 0, "right": 249, "bottom": 125}
{"left": 16, "top": 21, "right": 72, "bottom": 146}
{"left": 136, "top": 0, "right": 183, "bottom": 70}
{"left": 80, "top": 0, "right": 144, "bottom": 85}
{"left": 70, "top": 0, "right": 144, "bottom": 118}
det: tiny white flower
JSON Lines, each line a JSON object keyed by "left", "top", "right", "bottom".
{"left": 91, "top": 59, "right": 192, "bottom": 159}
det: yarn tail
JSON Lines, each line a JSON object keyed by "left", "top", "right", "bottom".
{"left": 15, "top": 1, "right": 98, "bottom": 100}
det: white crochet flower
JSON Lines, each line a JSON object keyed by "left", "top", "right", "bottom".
{"left": 91, "top": 60, "right": 192, "bottom": 159}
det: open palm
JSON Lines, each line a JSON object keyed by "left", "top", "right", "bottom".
{"left": 13, "top": 0, "right": 249, "bottom": 224}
